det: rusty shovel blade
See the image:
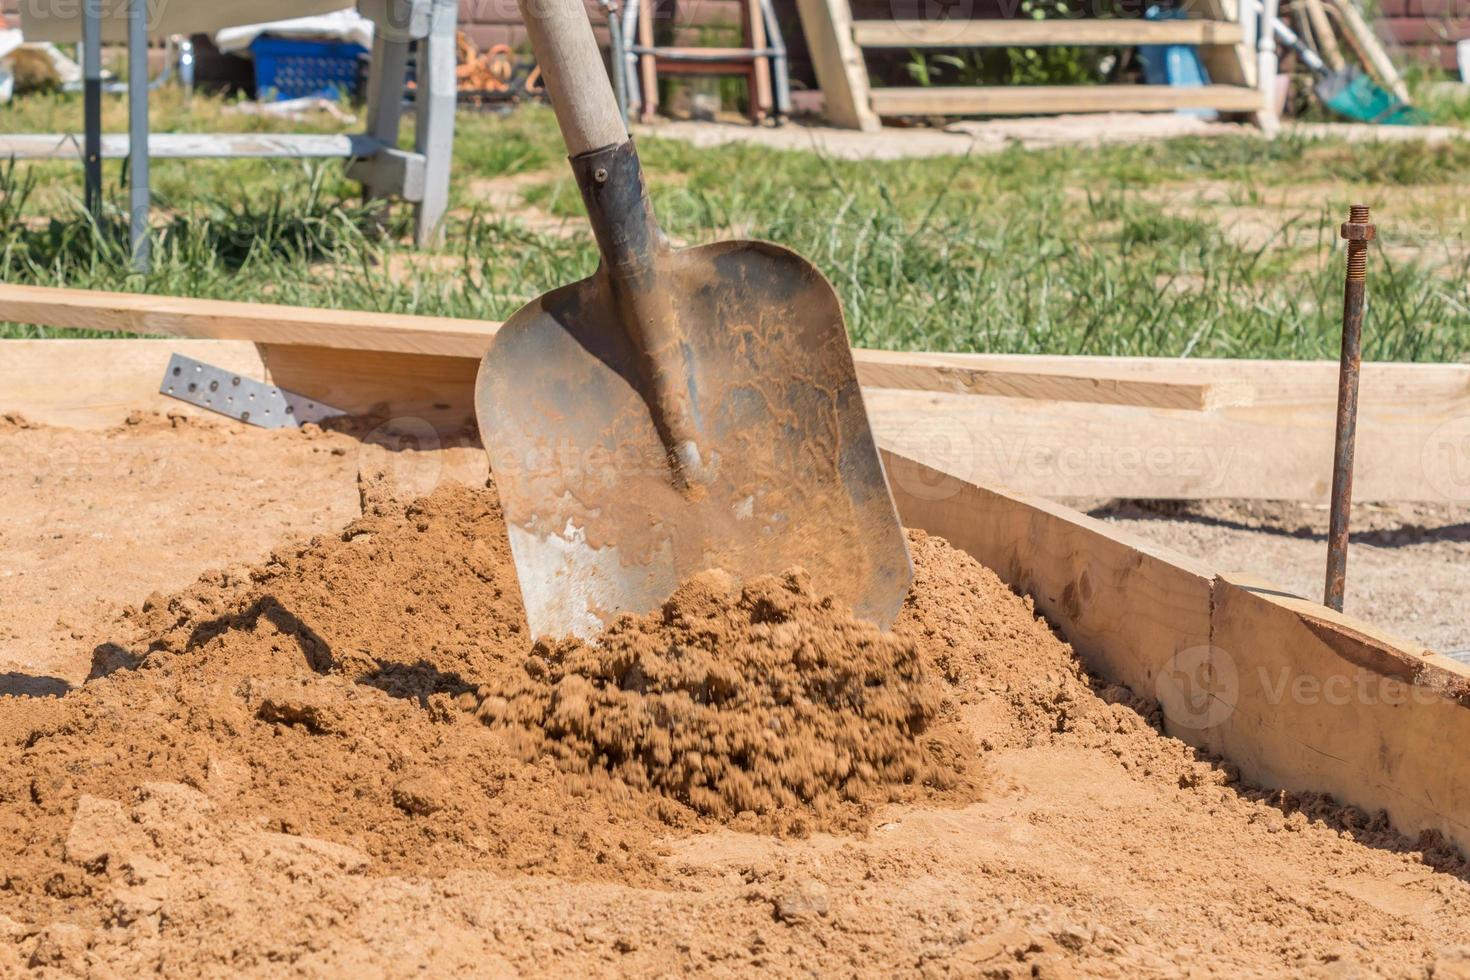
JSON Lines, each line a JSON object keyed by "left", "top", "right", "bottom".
{"left": 475, "top": 145, "right": 911, "bottom": 640}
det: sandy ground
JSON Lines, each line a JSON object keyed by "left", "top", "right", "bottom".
{"left": 5, "top": 417, "right": 1470, "bottom": 975}
{"left": 0, "top": 413, "right": 360, "bottom": 691}
{"left": 1090, "top": 498, "right": 1470, "bottom": 657}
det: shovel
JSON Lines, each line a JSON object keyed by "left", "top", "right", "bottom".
{"left": 475, "top": 0, "right": 912, "bottom": 639}
{"left": 1254, "top": 0, "right": 1422, "bottom": 125}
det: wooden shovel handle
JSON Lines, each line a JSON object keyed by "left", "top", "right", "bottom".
{"left": 516, "top": 0, "right": 629, "bottom": 156}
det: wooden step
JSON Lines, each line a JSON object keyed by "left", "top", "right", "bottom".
{"left": 868, "top": 83, "right": 1262, "bottom": 117}
{"left": 852, "top": 19, "right": 1244, "bottom": 47}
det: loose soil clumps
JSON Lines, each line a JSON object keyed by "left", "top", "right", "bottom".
{"left": 6, "top": 472, "right": 1470, "bottom": 974}
{"left": 474, "top": 568, "right": 981, "bottom": 831}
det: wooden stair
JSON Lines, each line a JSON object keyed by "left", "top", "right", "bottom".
{"left": 852, "top": 19, "right": 1245, "bottom": 47}
{"left": 869, "top": 83, "right": 1263, "bottom": 117}
{"left": 792, "top": 0, "right": 1263, "bottom": 130}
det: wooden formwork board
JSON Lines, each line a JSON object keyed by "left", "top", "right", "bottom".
{"left": 5, "top": 337, "right": 1468, "bottom": 859}
{"left": 5, "top": 280, "right": 1470, "bottom": 503}
{"left": 0, "top": 339, "right": 481, "bottom": 434}
{"left": 0, "top": 285, "right": 1226, "bottom": 412}
{"left": 883, "top": 451, "right": 1470, "bottom": 860}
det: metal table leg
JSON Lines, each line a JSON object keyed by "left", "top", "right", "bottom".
{"left": 413, "top": 0, "right": 456, "bottom": 246}
{"left": 127, "top": 0, "right": 150, "bottom": 272}
{"left": 82, "top": 0, "right": 101, "bottom": 219}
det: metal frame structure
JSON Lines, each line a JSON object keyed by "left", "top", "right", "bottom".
{"left": 612, "top": 0, "right": 791, "bottom": 125}
{"left": 14, "top": 0, "right": 458, "bottom": 272}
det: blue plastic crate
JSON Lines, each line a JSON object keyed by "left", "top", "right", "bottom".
{"left": 250, "top": 36, "right": 368, "bottom": 102}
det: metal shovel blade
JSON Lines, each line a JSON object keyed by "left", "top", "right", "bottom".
{"left": 476, "top": 238, "right": 913, "bottom": 640}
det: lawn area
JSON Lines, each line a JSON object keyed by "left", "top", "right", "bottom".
{"left": 2, "top": 88, "right": 1469, "bottom": 361}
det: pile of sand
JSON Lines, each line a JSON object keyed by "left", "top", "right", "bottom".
{"left": 0, "top": 482, "right": 1001, "bottom": 965}
{"left": 474, "top": 568, "right": 980, "bottom": 832}
{"left": 4, "top": 471, "right": 1470, "bottom": 974}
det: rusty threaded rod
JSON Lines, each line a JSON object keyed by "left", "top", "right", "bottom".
{"left": 1324, "top": 203, "right": 1374, "bottom": 612}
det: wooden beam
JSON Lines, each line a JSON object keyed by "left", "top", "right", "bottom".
{"left": 864, "top": 351, "right": 1470, "bottom": 409}
{"left": 884, "top": 449, "right": 1470, "bottom": 863}
{"left": 1209, "top": 572, "right": 1470, "bottom": 855}
{"left": 792, "top": 0, "right": 881, "bottom": 131}
{"left": 7, "top": 288, "right": 1469, "bottom": 503}
{"left": 0, "top": 339, "right": 481, "bottom": 433}
{"left": 868, "top": 83, "right": 1263, "bottom": 116}
{"left": 865, "top": 385, "right": 1470, "bottom": 504}
{"left": 852, "top": 349, "right": 1252, "bottom": 410}
{"left": 0, "top": 284, "right": 499, "bottom": 358}
{"left": 0, "top": 284, "right": 1244, "bottom": 410}
{"left": 0, "top": 339, "right": 268, "bottom": 429}
{"left": 852, "top": 19, "right": 1243, "bottom": 47}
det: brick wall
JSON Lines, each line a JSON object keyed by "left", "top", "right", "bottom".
{"left": 1376, "top": 0, "right": 1470, "bottom": 71}
{"left": 457, "top": 0, "right": 746, "bottom": 51}
{"left": 0, "top": 0, "right": 822, "bottom": 88}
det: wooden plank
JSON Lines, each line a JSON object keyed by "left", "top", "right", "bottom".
{"left": 883, "top": 449, "right": 1216, "bottom": 701}
{"left": 0, "top": 339, "right": 269, "bottom": 428}
{"left": 793, "top": 0, "right": 881, "bottom": 132}
{"left": 0, "top": 284, "right": 500, "bottom": 358}
{"left": 8, "top": 290, "right": 1470, "bottom": 502}
{"left": 868, "top": 83, "right": 1263, "bottom": 116}
{"left": 0, "top": 339, "right": 480, "bottom": 434}
{"left": 0, "top": 132, "right": 381, "bottom": 161}
{"left": 260, "top": 343, "right": 480, "bottom": 434}
{"left": 0, "top": 285, "right": 1252, "bottom": 410}
{"left": 852, "top": 349, "right": 1252, "bottom": 410}
{"left": 887, "top": 448, "right": 1470, "bottom": 860}
{"left": 1210, "top": 572, "right": 1470, "bottom": 857}
{"left": 864, "top": 385, "right": 1470, "bottom": 503}
{"left": 852, "top": 18, "right": 1243, "bottom": 47}
{"left": 862, "top": 352, "right": 1470, "bottom": 409}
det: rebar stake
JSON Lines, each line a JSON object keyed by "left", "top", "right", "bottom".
{"left": 1325, "top": 204, "right": 1374, "bottom": 612}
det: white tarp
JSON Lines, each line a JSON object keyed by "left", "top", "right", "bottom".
{"left": 214, "top": 10, "right": 373, "bottom": 55}
{"left": 18, "top": 0, "right": 351, "bottom": 44}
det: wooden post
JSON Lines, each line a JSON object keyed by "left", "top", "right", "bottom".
{"left": 792, "top": 0, "right": 879, "bottom": 132}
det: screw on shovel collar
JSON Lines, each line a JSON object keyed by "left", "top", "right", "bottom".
{"left": 1324, "top": 203, "right": 1374, "bottom": 613}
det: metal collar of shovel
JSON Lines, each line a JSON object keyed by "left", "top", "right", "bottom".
{"left": 569, "top": 139, "right": 709, "bottom": 491}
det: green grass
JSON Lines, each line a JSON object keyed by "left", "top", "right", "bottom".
{"left": 1, "top": 91, "right": 1469, "bottom": 361}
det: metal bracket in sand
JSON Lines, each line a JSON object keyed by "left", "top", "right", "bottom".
{"left": 159, "top": 353, "right": 345, "bottom": 429}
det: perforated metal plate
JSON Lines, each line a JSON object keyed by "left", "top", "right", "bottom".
{"left": 159, "top": 353, "right": 345, "bottom": 429}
